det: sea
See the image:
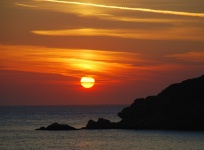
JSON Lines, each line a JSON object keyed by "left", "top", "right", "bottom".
{"left": 0, "top": 105, "right": 204, "bottom": 150}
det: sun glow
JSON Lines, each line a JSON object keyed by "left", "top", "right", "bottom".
{"left": 0, "top": 44, "right": 182, "bottom": 84}
{"left": 80, "top": 76, "right": 95, "bottom": 88}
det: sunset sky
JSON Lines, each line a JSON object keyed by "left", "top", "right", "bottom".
{"left": 0, "top": 0, "right": 204, "bottom": 105}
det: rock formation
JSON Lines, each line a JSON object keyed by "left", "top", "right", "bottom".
{"left": 83, "top": 118, "right": 118, "bottom": 129}
{"left": 36, "top": 122, "right": 77, "bottom": 130}
{"left": 117, "top": 74, "right": 204, "bottom": 130}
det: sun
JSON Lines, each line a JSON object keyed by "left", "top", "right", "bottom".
{"left": 80, "top": 76, "right": 95, "bottom": 88}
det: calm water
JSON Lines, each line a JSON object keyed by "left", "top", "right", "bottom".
{"left": 1, "top": 105, "right": 204, "bottom": 150}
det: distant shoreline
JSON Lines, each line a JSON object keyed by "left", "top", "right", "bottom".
{"left": 36, "top": 74, "right": 204, "bottom": 131}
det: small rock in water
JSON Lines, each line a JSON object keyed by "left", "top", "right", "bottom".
{"left": 36, "top": 122, "right": 77, "bottom": 130}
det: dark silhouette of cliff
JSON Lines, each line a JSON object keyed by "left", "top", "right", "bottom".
{"left": 118, "top": 74, "right": 204, "bottom": 130}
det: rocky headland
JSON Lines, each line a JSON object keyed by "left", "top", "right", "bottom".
{"left": 37, "top": 74, "right": 204, "bottom": 131}
{"left": 117, "top": 74, "right": 204, "bottom": 130}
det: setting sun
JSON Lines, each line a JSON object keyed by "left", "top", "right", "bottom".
{"left": 80, "top": 76, "right": 95, "bottom": 88}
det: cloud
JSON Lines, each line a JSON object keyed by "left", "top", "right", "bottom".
{"left": 0, "top": 45, "right": 151, "bottom": 81}
{"left": 35, "top": 0, "right": 204, "bottom": 18}
{"left": 166, "top": 52, "right": 204, "bottom": 63}
{"left": 31, "top": 27, "right": 204, "bottom": 41}
{"left": 14, "top": 3, "right": 36, "bottom": 8}
{"left": 1, "top": 44, "right": 186, "bottom": 83}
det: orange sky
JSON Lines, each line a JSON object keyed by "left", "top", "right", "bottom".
{"left": 0, "top": 0, "right": 204, "bottom": 105}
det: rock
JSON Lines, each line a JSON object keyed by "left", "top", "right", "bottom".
{"left": 37, "top": 127, "right": 46, "bottom": 130}
{"left": 83, "top": 118, "right": 118, "bottom": 129}
{"left": 36, "top": 122, "right": 77, "bottom": 130}
{"left": 118, "top": 74, "right": 204, "bottom": 130}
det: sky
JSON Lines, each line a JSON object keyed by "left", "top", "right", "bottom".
{"left": 0, "top": 0, "right": 204, "bottom": 105}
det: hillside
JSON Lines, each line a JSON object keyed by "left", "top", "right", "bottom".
{"left": 118, "top": 75, "right": 204, "bottom": 130}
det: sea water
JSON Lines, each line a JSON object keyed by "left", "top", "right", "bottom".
{"left": 1, "top": 105, "right": 204, "bottom": 150}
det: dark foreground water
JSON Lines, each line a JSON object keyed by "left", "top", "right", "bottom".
{"left": 1, "top": 105, "right": 204, "bottom": 150}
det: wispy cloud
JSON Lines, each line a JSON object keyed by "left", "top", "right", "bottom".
{"left": 14, "top": 3, "right": 36, "bottom": 8}
{"left": 35, "top": 0, "right": 204, "bottom": 18}
{"left": 1, "top": 44, "right": 190, "bottom": 84}
{"left": 167, "top": 52, "right": 204, "bottom": 63}
{"left": 0, "top": 45, "right": 151, "bottom": 81}
{"left": 31, "top": 28, "right": 204, "bottom": 41}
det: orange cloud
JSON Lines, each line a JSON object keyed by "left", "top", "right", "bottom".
{"left": 167, "top": 52, "right": 204, "bottom": 63}
{"left": 1, "top": 44, "right": 185, "bottom": 84}
{"left": 32, "top": 27, "right": 204, "bottom": 41}
{"left": 1, "top": 44, "right": 197, "bottom": 85}
{"left": 35, "top": 0, "right": 204, "bottom": 18}
{"left": 15, "top": 3, "right": 36, "bottom": 8}
{"left": 0, "top": 45, "right": 150, "bottom": 82}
